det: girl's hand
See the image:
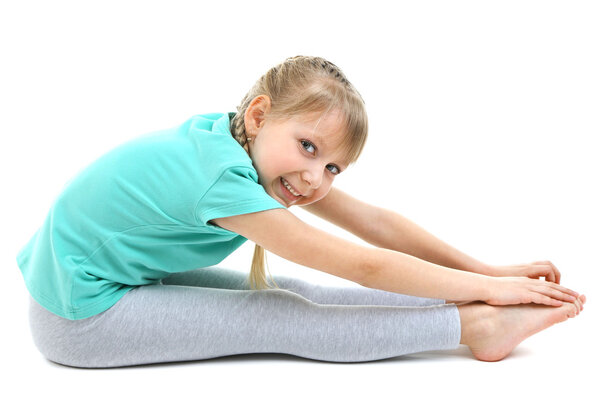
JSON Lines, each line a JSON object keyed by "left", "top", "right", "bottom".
{"left": 483, "top": 276, "right": 579, "bottom": 306}
{"left": 486, "top": 260, "right": 562, "bottom": 284}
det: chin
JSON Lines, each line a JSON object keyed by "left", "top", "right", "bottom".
{"left": 294, "top": 197, "right": 316, "bottom": 207}
{"left": 269, "top": 191, "right": 290, "bottom": 208}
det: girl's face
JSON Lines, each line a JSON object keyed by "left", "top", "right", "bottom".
{"left": 245, "top": 99, "right": 348, "bottom": 208}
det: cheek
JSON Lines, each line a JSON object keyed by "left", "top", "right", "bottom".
{"left": 321, "top": 181, "right": 333, "bottom": 195}
{"left": 268, "top": 153, "right": 298, "bottom": 176}
{"left": 253, "top": 147, "right": 284, "bottom": 176}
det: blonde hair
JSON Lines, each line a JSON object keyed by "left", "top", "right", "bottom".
{"left": 229, "top": 55, "right": 369, "bottom": 290}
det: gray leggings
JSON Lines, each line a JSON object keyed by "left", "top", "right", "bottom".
{"left": 28, "top": 267, "right": 461, "bottom": 368}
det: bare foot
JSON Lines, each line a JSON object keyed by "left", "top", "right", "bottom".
{"left": 458, "top": 294, "right": 586, "bottom": 362}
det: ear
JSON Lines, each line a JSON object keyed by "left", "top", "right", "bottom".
{"left": 244, "top": 95, "right": 271, "bottom": 137}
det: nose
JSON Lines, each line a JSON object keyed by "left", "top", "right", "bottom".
{"left": 301, "top": 164, "right": 325, "bottom": 190}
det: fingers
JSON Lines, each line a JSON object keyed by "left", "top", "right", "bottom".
{"left": 531, "top": 292, "right": 563, "bottom": 307}
{"left": 532, "top": 260, "right": 561, "bottom": 284}
{"left": 548, "top": 281, "right": 579, "bottom": 298}
{"left": 526, "top": 278, "right": 581, "bottom": 309}
{"left": 531, "top": 265, "right": 556, "bottom": 283}
{"left": 532, "top": 284, "right": 577, "bottom": 304}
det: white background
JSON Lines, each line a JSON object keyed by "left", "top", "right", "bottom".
{"left": 1, "top": 0, "right": 598, "bottom": 399}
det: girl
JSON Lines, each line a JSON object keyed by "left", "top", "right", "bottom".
{"left": 18, "top": 55, "right": 585, "bottom": 368}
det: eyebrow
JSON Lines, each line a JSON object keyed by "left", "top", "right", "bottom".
{"left": 306, "top": 132, "right": 348, "bottom": 170}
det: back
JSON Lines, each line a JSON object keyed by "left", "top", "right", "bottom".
{"left": 16, "top": 112, "right": 286, "bottom": 320}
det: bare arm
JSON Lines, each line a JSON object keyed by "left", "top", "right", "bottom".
{"left": 366, "top": 207, "right": 492, "bottom": 274}
{"left": 302, "top": 187, "right": 492, "bottom": 275}
{"left": 210, "top": 208, "right": 490, "bottom": 302}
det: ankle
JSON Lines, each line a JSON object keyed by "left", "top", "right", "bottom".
{"left": 457, "top": 302, "right": 495, "bottom": 346}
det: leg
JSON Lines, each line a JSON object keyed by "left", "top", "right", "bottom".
{"left": 161, "top": 266, "right": 444, "bottom": 307}
{"left": 28, "top": 284, "right": 461, "bottom": 368}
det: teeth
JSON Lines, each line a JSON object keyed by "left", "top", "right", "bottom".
{"left": 282, "top": 178, "right": 301, "bottom": 196}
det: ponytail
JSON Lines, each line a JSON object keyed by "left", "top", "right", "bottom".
{"left": 247, "top": 244, "right": 280, "bottom": 290}
{"left": 232, "top": 55, "right": 368, "bottom": 290}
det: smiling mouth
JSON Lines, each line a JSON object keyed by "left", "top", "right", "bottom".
{"left": 280, "top": 177, "right": 302, "bottom": 203}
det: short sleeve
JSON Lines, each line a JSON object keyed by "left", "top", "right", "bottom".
{"left": 194, "top": 165, "right": 286, "bottom": 227}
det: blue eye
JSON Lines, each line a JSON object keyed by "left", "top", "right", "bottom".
{"left": 301, "top": 139, "right": 315, "bottom": 153}
{"left": 300, "top": 139, "right": 341, "bottom": 175}
{"left": 327, "top": 165, "right": 340, "bottom": 175}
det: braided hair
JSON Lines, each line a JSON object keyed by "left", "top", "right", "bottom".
{"left": 229, "top": 55, "right": 369, "bottom": 290}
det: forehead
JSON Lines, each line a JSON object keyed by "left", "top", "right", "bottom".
{"left": 293, "top": 110, "right": 349, "bottom": 165}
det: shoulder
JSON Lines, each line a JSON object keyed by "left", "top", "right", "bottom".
{"left": 185, "top": 112, "right": 253, "bottom": 171}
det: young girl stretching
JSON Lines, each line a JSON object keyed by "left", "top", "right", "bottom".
{"left": 17, "top": 55, "right": 585, "bottom": 368}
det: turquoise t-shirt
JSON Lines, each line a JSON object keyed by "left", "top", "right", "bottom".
{"left": 16, "top": 112, "right": 286, "bottom": 320}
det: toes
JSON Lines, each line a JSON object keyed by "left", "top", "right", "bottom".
{"left": 566, "top": 303, "right": 577, "bottom": 318}
{"left": 576, "top": 295, "right": 585, "bottom": 313}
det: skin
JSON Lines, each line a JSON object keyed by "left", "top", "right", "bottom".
{"left": 243, "top": 95, "right": 349, "bottom": 208}
{"left": 220, "top": 94, "right": 585, "bottom": 361}
{"left": 458, "top": 295, "right": 586, "bottom": 361}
